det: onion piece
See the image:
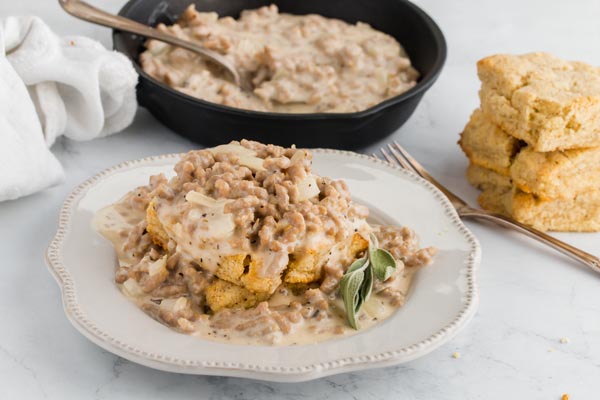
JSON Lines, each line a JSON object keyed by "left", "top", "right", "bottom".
{"left": 290, "top": 149, "right": 309, "bottom": 164}
{"left": 296, "top": 175, "right": 320, "bottom": 202}
{"left": 173, "top": 297, "right": 189, "bottom": 313}
{"left": 208, "top": 143, "right": 265, "bottom": 171}
{"left": 363, "top": 297, "right": 389, "bottom": 319}
{"left": 148, "top": 255, "right": 167, "bottom": 276}
{"left": 122, "top": 279, "right": 145, "bottom": 298}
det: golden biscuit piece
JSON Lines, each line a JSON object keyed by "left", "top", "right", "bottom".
{"left": 205, "top": 279, "right": 270, "bottom": 312}
{"left": 146, "top": 197, "right": 371, "bottom": 308}
{"left": 284, "top": 250, "right": 321, "bottom": 284}
{"left": 477, "top": 184, "right": 600, "bottom": 232}
{"left": 478, "top": 52, "right": 600, "bottom": 152}
{"left": 146, "top": 198, "right": 281, "bottom": 295}
{"left": 459, "top": 109, "right": 523, "bottom": 175}
{"left": 213, "top": 254, "right": 281, "bottom": 294}
{"left": 466, "top": 163, "right": 600, "bottom": 231}
{"left": 477, "top": 185, "right": 511, "bottom": 215}
{"left": 146, "top": 198, "right": 169, "bottom": 250}
{"left": 349, "top": 233, "right": 369, "bottom": 257}
{"left": 145, "top": 202, "right": 309, "bottom": 300}
{"left": 240, "top": 261, "right": 281, "bottom": 294}
{"left": 510, "top": 146, "right": 600, "bottom": 200}
{"left": 462, "top": 127, "right": 600, "bottom": 200}
{"left": 507, "top": 189, "right": 600, "bottom": 232}
{"left": 212, "top": 254, "right": 249, "bottom": 284}
{"left": 284, "top": 233, "right": 369, "bottom": 284}
{"left": 466, "top": 163, "right": 511, "bottom": 191}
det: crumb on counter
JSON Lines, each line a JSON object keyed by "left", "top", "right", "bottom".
{"left": 560, "top": 337, "right": 570, "bottom": 344}
{"left": 561, "top": 394, "right": 569, "bottom": 400}
{"left": 452, "top": 351, "right": 461, "bottom": 359}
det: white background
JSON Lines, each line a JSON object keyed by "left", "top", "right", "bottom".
{"left": 1, "top": 0, "right": 599, "bottom": 399}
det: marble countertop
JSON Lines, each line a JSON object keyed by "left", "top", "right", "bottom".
{"left": 2, "top": 0, "right": 600, "bottom": 398}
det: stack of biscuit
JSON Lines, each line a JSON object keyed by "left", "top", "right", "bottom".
{"left": 460, "top": 52, "right": 600, "bottom": 231}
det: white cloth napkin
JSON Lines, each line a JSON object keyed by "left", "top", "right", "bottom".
{"left": 0, "top": 16, "right": 138, "bottom": 201}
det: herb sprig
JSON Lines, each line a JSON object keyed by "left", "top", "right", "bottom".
{"left": 339, "top": 234, "right": 397, "bottom": 329}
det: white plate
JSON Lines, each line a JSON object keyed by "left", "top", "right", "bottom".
{"left": 46, "top": 149, "right": 480, "bottom": 382}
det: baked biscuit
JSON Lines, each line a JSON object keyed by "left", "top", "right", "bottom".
{"left": 459, "top": 109, "right": 523, "bottom": 175}
{"left": 480, "top": 186, "right": 600, "bottom": 232}
{"left": 147, "top": 200, "right": 280, "bottom": 295}
{"left": 461, "top": 113, "right": 600, "bottom": 201}
{"left": 466, "top": 163, "right": 511, "bottom": 191}
{"left": 466, "top": 163, "right": 600, "bottom": 231}
{"left": 285, "top": 233, "right": 368, "bottom": 284}
{"left": 213, "top": 254, "right": 281, "bottom": 294}
{"left": 478, "top": 52, "right": 600, "bottom": 151}
{"left": 466, "top": 164, "right": 512, "bottom": 214}
{"left": 507, "top": 189, "right": 600, "bottom": 231}
{"left": 477, "top": 185, "right": 511, "bottom": 215}
{"left": 284, "top": 251, "right": 321, "bottom": 284}
{"left": 205, "top": 279, "right": 270, "bottom": 312}
{"left": 511, "top": 146, "right": 600, "bottom": 200}
{"left": 147, "top": 197, "right": 369, "bottom": 302}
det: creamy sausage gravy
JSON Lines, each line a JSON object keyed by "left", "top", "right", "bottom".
{"left": 94, "top": 141, "right": 435, "bottom": 345}
{"left": 140, "top": 5, "right": 419, "bottom": 113}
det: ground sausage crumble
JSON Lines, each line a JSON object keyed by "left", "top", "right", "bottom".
{"left": 140, "top": 4, "right": 419, "bottom": 114}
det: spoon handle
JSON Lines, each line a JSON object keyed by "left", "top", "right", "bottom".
{"left": 59, "top": 0, "right": 241, "bottom": 86}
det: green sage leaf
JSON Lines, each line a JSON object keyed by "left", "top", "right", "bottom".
{"left": 360, "top": 264, "right": 373, "bottom": 304}
{"left": 346, "top": 256, "right": 369, "bottom": 274}
{"left": 370, "top": 248, "right": 397, "bottom": 281}
{"left": 339, "top": 266, "right": 366, "bottom": 330}
{"left": 339, "top": 234, "right": 400, "bottom": 330}
{"left": 340, "top": 257, "right": 370, "bottom": 329}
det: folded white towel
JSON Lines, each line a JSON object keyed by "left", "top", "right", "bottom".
{"left": 0, "top": 16, "right": 138, "bottom": 201}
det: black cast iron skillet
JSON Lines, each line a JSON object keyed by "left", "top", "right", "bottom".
{"left": 113, "top": 0, "right": 446, "bottom": 149}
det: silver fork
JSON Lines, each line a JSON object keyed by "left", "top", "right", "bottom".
{"left": 378, "top": 141, "right": 600, "bottom": 275}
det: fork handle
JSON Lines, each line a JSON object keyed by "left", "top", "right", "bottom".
{"left": 459, "top": 207, "right": 600, "bottom": 274}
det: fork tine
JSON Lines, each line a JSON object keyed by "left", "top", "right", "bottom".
{"left": 379, "top": 147, "right": 396, "bottom": 165}
{"left": 391, "top": 141, "right": 468, "bottom": 207}
{"left": 386, "top": 143, "right": 418, "bottom": 173}
{"left": 391, "top": 141, "right": 438, "bottom": 182}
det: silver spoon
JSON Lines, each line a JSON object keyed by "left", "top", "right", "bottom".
{"left": 59, "top": 0, "right": 251, "bottom": 91}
